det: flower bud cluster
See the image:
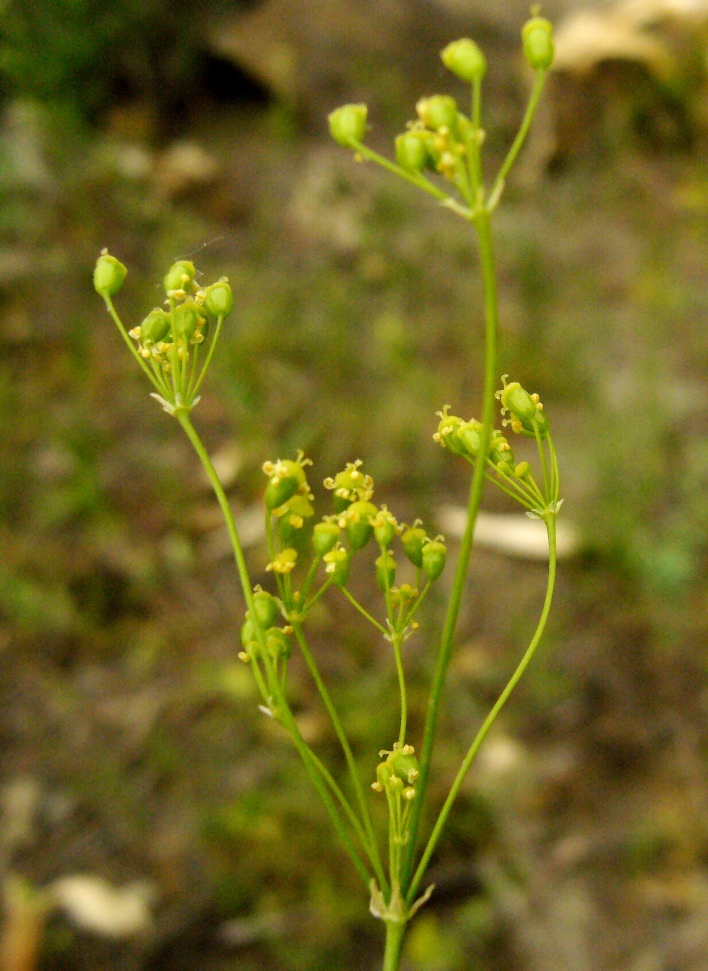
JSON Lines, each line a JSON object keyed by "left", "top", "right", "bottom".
{"left": 94, "top": 252, "right": 235, "bottom": 415}
{"left": 123, "top": 262, "right": 232, "bottom": 374}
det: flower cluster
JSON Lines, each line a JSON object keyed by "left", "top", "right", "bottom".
{"left": 435, "top": 376, "right": 560, "bottom": 518}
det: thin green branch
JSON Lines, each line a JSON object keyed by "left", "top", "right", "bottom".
{"left": 292, "top": 623, "right": 388, "bottom": 894}
{"left": 487, "top": 69, "right": 547, "bottom": 212}
{"left": 407, "top": 516, "right": 557, "bottom": 904}
{"left": 349, "top": 140, "right": 450, "bottom": 203}
{"left": 104, "top": 296, "right": 163, "bottom": 392}
{"left": 342, "top": 588, "right": 388, "bottom": 636}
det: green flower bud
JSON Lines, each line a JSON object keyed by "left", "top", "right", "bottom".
{"left": 251, "top": 590, "right": 279, "bottom": 629}
{"left": 344, "top": 500, "right": 378, "bottom": 550}
{"left": 401, "top": 525, "right": 427, "bottom": 568}
{"left": 263, "top": 458, "right": 308, "bottom": 511}
{"left": 328, "top": 104, "right": 368, "bottom": 146}
{"left": 416, "top": 95, "right": 458, "bottom": 132}
{"left": 422, "top": 539, "right": 446, "bottom": 581}
{"left": 139, "top": 308, "right": 170, "bottom": 345}
{"left": 265, "top": 627, "right": 292, "bottom": 661}
{"left": 164, "top": 260, "right": 196, "bottom": 293}
{"left": 173, "top": 300, "right": 202, "bottom": 341}
{"left": 278, "top": 494, "right": 314, "bottom": 548}
{"left": 312, "top": 521, "right": 340, "bottom": 557}
{"left": 323, "top": 546, "right": 350, "bottom": 587}
{"left": 389, "top": 749, "right": 419, "bottom": 785}
{"left": 375, "top": 550, "right": 396, "bottom": 592}
{"left": 522, "top": 16, "right": 554, "bottom": 71}
{"left": 94, "top": 252, "right": 127, "bottom": 297}
{"left": 441, "top": 38, "right": 487, "bottom": 83}
{"left": 395, "top": 131, "right": 433, "bottom": 173}
{"left": 458, "top": 419, "right": 482, "bottom": 458}
{"left": 204, "top": 279, "right": 233, "bottom": 318}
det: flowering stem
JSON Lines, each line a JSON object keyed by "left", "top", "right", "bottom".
{"left": 401, "top": 208, "right": 498, "bottom": 893}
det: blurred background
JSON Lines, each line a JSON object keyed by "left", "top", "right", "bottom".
{"left": 2, "top": 0, "right": 708, "bottom": 968}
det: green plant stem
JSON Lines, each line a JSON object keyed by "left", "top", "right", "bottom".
{"left": 177, "top": 412, "right": 370, "bottom": 886}
{"left": 191, "top": 314, "right": 224, "bottom": 400}
{"left": 342, "top": 588, "right": 388, "bottom": 636}
{"left": 272, "top": 690, "right": 372, "bottom": 888}
{"left": 487, "top": 69, "right": 547, "bottom": 212}
{"left": 407, "top": 516, "right": 557, "bottom": 905}
{"left": 350, "top": 140, "right": 450, "bottom": 203}
{"left": 104, "top": 296, "right": 162, "bottom": 392}
{"left": 401, "top": 208, "right": 498, "bottom": 893}
{"left": 383, "top": 921, "right": 406, "bottom": 971}
{"left": 392, "top": 633, "right": 407, "bottom": 747}
{"left": 292, "top": 623, "right": 388, "bottom": 894}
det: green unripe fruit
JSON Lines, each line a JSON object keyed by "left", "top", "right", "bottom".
{"left": 373, "top": 515, "right": 397, "bottom": 548}
{"left": 328, "top": 103, "right": 368, "bottom": 146}
{"left": 522, "top": 16, "right": 554, "bottom": 71}
{"left": 401, "top": 526, "right": 427, "bottom": 568}
{"left": 395, "top": 131, "right": 432, "bottom": 173}
{"left": 94, "top": 253, "right": 127, "bottom": 297}
{"left": 251, "top": 590, "right": 279, "bottom": 629}
{"left": 441, "top": 38, "right": 487, "bottom": 82}
{"left": 501, "top": 381, "right": 537, "bottom": 423}
{"left": 436, "top": 414, "right": 467, "bottom": 456}
{"left": 313, "top": 521, "right": 340, "bottom": 557}
{"left": 422, "top": 539, "right": 446, "bottom": 581}
{"left": 278, "top": 495, "right": 314, "bottom": 548}
{"left": 375, "top": 551, "right": 396, "bottom": 592}
{"left": 416, "top": 95, "right": 458, "bottom": 132}
{"left": 390, "top": 751, "right": 419, "bottom": 784}
{"left": 498, "top": 378, "right": 550, "bottom": 438}
{"left": 265, "top": 627, "right": 292, "bottom": 660}
{"left": 458, "top": 420, "right": 482, "bottom": 458}
{"left": 139, "top": 308, "right": 170, "bottom": 345}
{"left": 241, "top": 618, "right": 256, "bottom": 648}
{"left": 264, "top": 459, "right": 306, "bottom": 510}
{"left": 173, "top": 300, "right": 201, "bottom": 340}
{"left": 328, "top": 550, "right": 350, "bottom": 588}
{"left": 489, "top": 432, "right": 515, "bottom": 470}
{"left": 345, "top": 500, "right": 378, "bottom": 550}
{"left": 328, "top": 463, "right": 371, "bottom": 512}
{"left": 164, "top": 260, "right": 196, "bottom": 293}
{"left": 376, "top": 761, "right": 393, "bottom": 789}
{"left": 204, "top": 280, "right": 233, "bottom": 318}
